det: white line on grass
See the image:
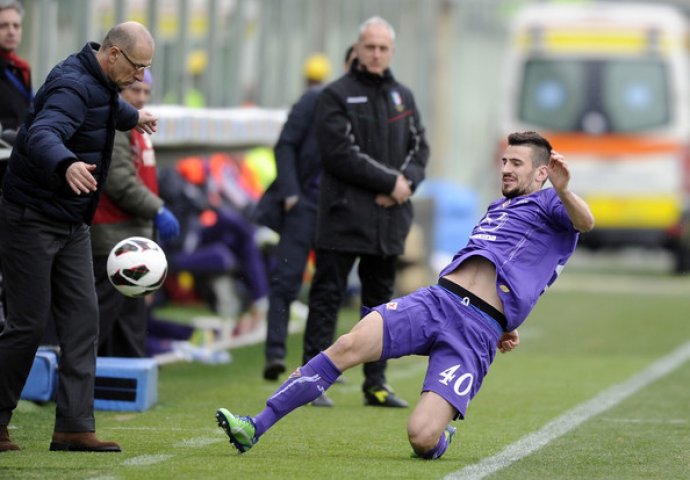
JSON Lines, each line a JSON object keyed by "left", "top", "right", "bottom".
{"left": 444, "top": 339, "right": 690, "bottom": 480}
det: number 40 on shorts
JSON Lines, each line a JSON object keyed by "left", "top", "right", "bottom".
{"left": 438, "top": 364, "right": 474, "bottom": 396}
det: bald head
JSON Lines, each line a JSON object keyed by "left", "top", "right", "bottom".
{"left": 101, "top": 21, "right": 154, "bottom": 53}
{"left": 98, "top": 21, "right": 155, "bottom": 89}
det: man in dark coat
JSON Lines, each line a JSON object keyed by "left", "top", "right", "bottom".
{"left": 0, "top": 1, "right": 32, "bottom": 333}
{"left": 258, "top": 49, "right": 358, "bottom": 385}
{"left": 0, "top": 0, "right": 31, "bottom": 133}
{"left": 0, "top": 21, "right": 158, "bottom": 453}
{"left": 302, "top": 16, "right": 430, "bottom": 407}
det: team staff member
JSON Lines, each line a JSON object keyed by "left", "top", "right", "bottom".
{"left": 0, "top": 21, "right": 158, "bottom": 453}
{"left": 301, "top": 16, "right": 429, "bottom": 407}
{"left": 259, "top": 48, "right": 356, "bottom": 385}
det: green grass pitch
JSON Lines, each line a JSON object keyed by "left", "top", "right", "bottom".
{"left": 2, "top": 266, "right": 689, "bottom": 479}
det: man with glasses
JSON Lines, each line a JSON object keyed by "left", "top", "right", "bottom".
{"left": 117, "top": 46, "right": 150, "bottom": 72}
{"left": 0, "top": 21, "right": 157, "bottom": 453}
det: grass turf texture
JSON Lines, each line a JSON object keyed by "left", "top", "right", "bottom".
{"left": 2, "top": 268, "right": 690, "bottom": 479}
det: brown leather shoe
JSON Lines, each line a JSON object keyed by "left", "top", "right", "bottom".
{"left": 50, "top": 432, "right": 121, "bottom": 452}
{"left": 0, "top": 425, "right": 21, "bottom": 451}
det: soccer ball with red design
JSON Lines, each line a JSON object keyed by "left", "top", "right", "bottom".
{"left": 107, "top": 236, "right": 168, "bottom": 297}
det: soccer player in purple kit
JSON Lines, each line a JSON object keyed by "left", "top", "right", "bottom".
{"left": 215, "top": 131, "right": 595, "bottom": 460}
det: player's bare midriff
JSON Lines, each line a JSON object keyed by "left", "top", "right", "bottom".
{"left": 442, "top": 256, "right": 504, "bottom": 314}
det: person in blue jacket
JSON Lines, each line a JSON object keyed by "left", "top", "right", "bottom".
{"left": 0, "top": 21, "right": 158, "bottom": 453}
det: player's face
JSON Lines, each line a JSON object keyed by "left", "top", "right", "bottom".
{"left": 501, "top": 145, "right": 547, "bottom": 198}
{"left": 0, "top": 8, "right": 22, "bottom": 52}
{"left": 356, "top": 24, "right": 394, "bottom": 75}
{"left": 121, "top": 80, "right": 151, "bottom": 110}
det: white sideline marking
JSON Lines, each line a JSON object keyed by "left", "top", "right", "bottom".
{"left": 444, "top": 340, "right": 690, "bottom": 480}
{"left": 123, "top": 454, "right": 173, "bottom": 466}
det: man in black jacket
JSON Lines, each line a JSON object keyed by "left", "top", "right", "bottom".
{"left": 0, "top": 21, "right": 158, "bottom": 453}
{"left": 0, "top": 1, "right": 31, "bottom": 133}
{"left": 302, "top": 16, "right": 429, "bottom": 407}
{"left": 0, "top": 1, "right": 31, "bottom": 333}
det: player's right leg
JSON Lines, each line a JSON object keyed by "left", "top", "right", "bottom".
{"left": 216, "top": 311, "right": 385, "bottom": 454}
{"left": 407, "top": 391, "right": 457, "bottom": 459}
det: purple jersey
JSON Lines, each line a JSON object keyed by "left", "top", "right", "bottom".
{"left": 439, "top": 187, "right": 579, "bottom": 331}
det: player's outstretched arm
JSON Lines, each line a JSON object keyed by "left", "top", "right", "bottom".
{"left": 548, "top": 151, "right": 595, "bottom": 233}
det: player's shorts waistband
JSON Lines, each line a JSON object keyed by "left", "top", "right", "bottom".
{"left": 438, "top": 277, "right": 508, "bottom": 332}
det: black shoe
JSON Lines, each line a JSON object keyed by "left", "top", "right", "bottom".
{"left": 263, "top": 358, "right": 286, "bottom": 381}
{"left": 363, "top": 384, "right": 408, "bottom": 408}
{"left": 310, "top": 393, "right": 334, "bottom": 407}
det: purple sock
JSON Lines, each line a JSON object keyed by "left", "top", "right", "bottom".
{"left": 418, "top": 428, "right": 452, "bottom": 460}
{"left": 253, "top": 352, "right": 341, "bottom": 437}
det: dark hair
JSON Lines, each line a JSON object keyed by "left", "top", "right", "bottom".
{"left": 507, "top": 131, "right": 552, "bottom": 167}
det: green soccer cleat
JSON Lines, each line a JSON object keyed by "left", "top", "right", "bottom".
{"left": 215, "top": 408, "right": 257, "bottom": 453}
{"left": 444, "top": 424, "right": 457, "bottom": 447}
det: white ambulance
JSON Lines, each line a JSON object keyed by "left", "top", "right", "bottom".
{"left": 499, "top": 2, "right": 690, "bottom": 272}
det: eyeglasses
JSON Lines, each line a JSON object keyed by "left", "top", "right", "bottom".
{"left": 116, "top": 47, "right": 151, "bottom": 72}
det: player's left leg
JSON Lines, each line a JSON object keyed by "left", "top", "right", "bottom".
{"left": 216, "top": 310, "right": 385, "bottom": 453}
{"left": 407, "top": 391, "right": 457, "bottom": 459}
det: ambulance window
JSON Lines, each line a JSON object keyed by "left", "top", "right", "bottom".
{"left": 519, "top": 60, "right": 586, "bottom": 131}
{"left": 602, "top": 60, "right": 669, "bottom": 132}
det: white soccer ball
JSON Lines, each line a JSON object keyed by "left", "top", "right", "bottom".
{"left": 107, "top": 236, "right": 168, "bottom": 297}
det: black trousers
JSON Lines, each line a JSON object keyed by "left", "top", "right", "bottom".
{"left": 302, "top": 248, "right": 397, "bottom": 389}
{"left": 0, "top": 199, "right": 98, "bottom": 431}
{"left": 264, "top": 200, "right": 318, "bottom": 361}
{"left": 93, "top": 255, "right": 147, "bottom": 358}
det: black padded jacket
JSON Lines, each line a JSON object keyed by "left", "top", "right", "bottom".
{"left": 313, "top": 62, "right": 429, "bottom": 256}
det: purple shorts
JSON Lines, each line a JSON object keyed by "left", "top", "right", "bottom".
{"left": 373, "top": 284, "right": 502, "bottom": 420}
